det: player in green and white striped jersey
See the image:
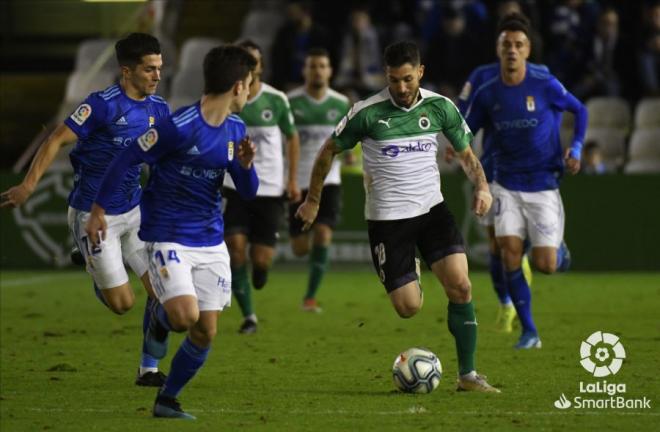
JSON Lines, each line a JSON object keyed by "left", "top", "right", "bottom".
{"left": 286, "top": 48, "right": 350, "bottom": 313}
{"left": 296, "top": 41, "right": 500, "bottom": 393}
{"left": 223, "top": 40, "right": 301, "bottom": 334}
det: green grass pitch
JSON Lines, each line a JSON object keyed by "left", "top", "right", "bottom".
{"left": 1, "top": 268, "right": 659, "bottom": 431}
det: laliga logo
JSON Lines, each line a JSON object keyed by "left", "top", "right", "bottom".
{"left": 580, "top": 331, "right": 626, "bottom": 377}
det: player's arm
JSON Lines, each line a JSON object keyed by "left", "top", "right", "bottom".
{"left": 295, "top": 138, "right": 343, "bottom": 231}
{"left": 86, "top": 122, "right": 178, "bottom": 244}
{"left": 548, "top": 78, "right": 588, "bottom": 175}
{"left": 443, "top": 101, "right": 492, "bottom": 216}
{"left": 228, "top": 135, "right": 259, "bottom": 200}
{"left": 0, "top": 124, "right": 77, "bottom": 208}
{"left": 285, "top": 131, "right": 301, "bottom": 202}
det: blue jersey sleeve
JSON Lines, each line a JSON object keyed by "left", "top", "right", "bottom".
{"left": 95, "top": 119, "right": 182, "bottom": 210}
{"left": 464, "top": 91, "right": 488, "bottom": 136}
{"left": 547, "top": 78, "right": 588, "bottom": 160}
{"left": 63, "top": 94, "right": 108, "bottom": 139}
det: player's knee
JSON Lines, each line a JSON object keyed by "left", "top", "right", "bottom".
{"left": 444, "top": 277, "right": 472, "bottom": 303}
{"left": 500, "top": 250, "right": 523, "bottom": 271}
{"left": 393, "top": 298, "right": 421, "bottom": 319}
{"left": 167, "top": 309, "right": 199, "bottom": 331}
{"left": 105, "top": 291, "right": 134, "bottom": 315}
{"left": 291, "top": 239, "right": 310, "bottom": 257}
{"left": 534, "top": 258, "right": 557, "bottom": 275}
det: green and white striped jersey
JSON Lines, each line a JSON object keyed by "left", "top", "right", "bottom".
{"left": 224, "top": 82, "right": 296, "bottom": 197}
{"left": 332, "top": 87, "right": 472, "bottom": 220}
{"left": 287, "top": 87, "right": 350, "bottom": 189}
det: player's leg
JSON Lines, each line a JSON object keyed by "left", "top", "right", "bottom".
{"left": 249, "top": 196, "right": 285, "bottom": 290}
{"left": 289, "top": 191, "right": 312, "bottom": 257}
{"left": 154, "top": 244, "right": 231, "bottom": 420}
{"left": 301, "top": 185, "right": 341, "bottom": 312}
{"left": 368, "top": 217, "right": 422, "bottom": 318}
{"left": 68, "top": 207, "right": 135, "bottom": 314}
{"left": 222, "top": 188, "right": 256, "bottom": 333}
{"left": 485, "top": 222, "right": 517, "bottom": 333}
{"left": 119, "top": 208, "right": 167, "bottom": 386}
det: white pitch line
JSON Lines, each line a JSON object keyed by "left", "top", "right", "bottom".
{"left": 0, "top": 273, "right": 87, "bottom": 288}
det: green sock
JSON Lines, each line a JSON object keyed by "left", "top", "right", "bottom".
{"left": 231, "top": 265, "right": 253, "bottom": 317}
{"left": 447, "top": 301, "right": 477, "bottom": 376}
{"left": 305, "top": 245, "right": 329, "bottom": 300}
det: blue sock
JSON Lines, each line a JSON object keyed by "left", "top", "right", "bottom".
{"left": 506, "top": 269, "right": 537, "bottom": 334}
{"left": 556, "top": 242, "right": 571, "bottom": 272}
{"left": 141, "top": 297, "right": 159, "bottom": 369}
{"left": 160, "top": 338, "right": 210, "bottom": 398}
{"left": 93, "top": 283, "right": 109, "bottom": 307}
{"left": 489, "top": 254, "right": 511, "bottom": 305}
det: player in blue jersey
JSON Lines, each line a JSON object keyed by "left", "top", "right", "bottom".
{"left": 455, "top": 13, "right": 544, "bottom": 334}
{"left": 85, "top": 45, "right": 259, "bottom": 420}
{"left": 1, "top": 33, "right": 171, "bottom": 386}
{"left": 465, "top": 18, "right": 587, "bottom": 349}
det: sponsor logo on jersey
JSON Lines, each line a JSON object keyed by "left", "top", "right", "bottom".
{"left": 261, "top": 109, "right": 274, "bottom": 121}
{"left": 327, "top": 109, "right": 340, "bottom": 121}
{"left": 70, "top": 104, "right": 92, "bottom": 126}
{"left": 179, "top": 165, "right": 225, "bottom": 180}
{"left": 494, "top": 117, "right": 538, "bottom": 131}
{"left": 418, "top": 115, "right": 431, "bottom": 130}
{"left": 294, "top": 109, "right": 305, "bottom": 118}
{"left": 137, "top": 128, "right": 158, "bottom": 151}
{"left": 228, "top": 141, "right": 234, "bottom": 161}
{"left": 526, "top": 96, "right": 536, "bottom": 112}
{"left": 335, "top": 115, "right": 348, "bottom": 136}
{"left": 149, "top": 116, "right": 155, "bottom": 127}
{"left": 378, "top": 118, "right": 391, "bottom": 128}
{"left": 381, "top": 140, "right": 433, "bottom": 158}
{"left": 115, "top": 116, "right": 128, "bottom": 126}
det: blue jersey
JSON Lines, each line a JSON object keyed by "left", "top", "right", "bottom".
{"left": 95, "top": 103, "right": 259, "bottom": 247}
{"left": 64, "top": 84, "right": 170, "bottom": 214}
{"left": 465, "top": 68, "right": 587, "bottom": 192}
{"left": 457, "top": 62, "right": 549, "bottom": 182}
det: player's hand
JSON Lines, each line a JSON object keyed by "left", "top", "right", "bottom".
{"left": 443, "top": 146, "right": 457, "bottom": 163}
{"left": 287, "top": 180, "right": 301, "bottom": 203}
{"left": 0, "top": 183, "right": 34, "bottom": 209}
{"left": 295, "top": 198, "right": 319, "bottom": 231}
{"left": 564, "top": 148, "right": 580, "bottom": 175}
{"left": 237, "top": 135, "right": 256, "bottom": 169}
{"left": 85, "top": 204, "right": 107, "bottom": 246}
{"left": 472, "top": 188, "right": 492, "bottom": 217}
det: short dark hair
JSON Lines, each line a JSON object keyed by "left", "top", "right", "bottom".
{"left": 383, "top": 41, "right": 420, "bottom": 68}
{"left": 203, "top": 45, "right": 257, "bottom": 95}
{"left": 306, "top": 47, "right": 330, "bottom": 60}
{"left": 115, "top": 33, "right": 161, "bottom": 68}
{"left": 237, "top": 39, "right": 263, "bottom": 55}
{"left": 497, "top": 12, "right": 531, "bottom": 38}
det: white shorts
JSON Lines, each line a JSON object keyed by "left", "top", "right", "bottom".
{"left": 68, "top": 206, "right": 147, "bottom": 289}
{"left": 491, "top": 182, "right": 565, "bottom": 248}
{"left": 145, "top": 242, "right": 232, "bottom": 311}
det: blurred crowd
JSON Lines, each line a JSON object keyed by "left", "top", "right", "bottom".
{"left": 264, "top": 0, "right": 660, "bottom": 104}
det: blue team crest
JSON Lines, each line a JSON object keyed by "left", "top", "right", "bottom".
{"left": 526, "top": 96, "right": 536, "bottom": 112}
{"left": 70, "top": 103, "right": 92, "bottom": 126}
{"left": 228, "top": 141, "right": 235, "bottom": 160}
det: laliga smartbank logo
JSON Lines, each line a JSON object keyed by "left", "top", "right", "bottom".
{"left": 553, "top": 331, "right": 651, "bottom": 410}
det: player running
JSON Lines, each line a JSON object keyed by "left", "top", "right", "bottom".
{"left": 85, "top": 44, "right": 259, "bottom": 419}
{"left": 287, "top": 48, "right": 350, "bottom": 313}
{"left": 223, "top": 40, "right": 300, "bottom": 334}
{"left": 1, "top": 33, "right": 170, "bottom": 386}
{"left": 297, "top": 41, "right": 500, "bottom": 393}
{"left": 465, "top": 18, "right": 587, "bottom": 349}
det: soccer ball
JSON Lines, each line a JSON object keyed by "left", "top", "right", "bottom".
{"left": 392, "top": 347, "right": 442, "bottom": 393}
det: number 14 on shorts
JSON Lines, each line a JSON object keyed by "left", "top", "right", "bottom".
{"left": 154, "top": 249, "right": 180, "bottom": 279}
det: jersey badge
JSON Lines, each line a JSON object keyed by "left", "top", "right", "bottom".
{"left": 418, "top": 115, "right": 431, "bottom": 130}
{"left": 327, "top": 109, "right": 340, "bottom": 122}
{"left": 149, "top": 116, "right": 155, "bottom": 127}
{"left": 526, "top": 96, "right": 536, "bottom": 112}
{"left": 138, "top": 128, "right": 158, "bottom": 151}
{"left": 261, "top": 109, "right": 273, "bottom": 122}
{"left": 459, "top": 82, "right": 472, "bottom": 101}
{"left": 70, "top": 104, "right": 92, "bottom": 126}
{"left": 228, "top": 141, "right": 235, "bottom": 161}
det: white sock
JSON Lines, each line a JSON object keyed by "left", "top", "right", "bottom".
{"left": 246, "top": 313, "right": 258, "bottom": 323}
{"left": 460, "top": 370, "right": 477, "bottom": 380}
{"left": 139, "top": 366, "right": 158, "bottom": 376}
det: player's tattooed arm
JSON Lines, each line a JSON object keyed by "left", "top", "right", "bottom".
{"left": 457, "top": 146, "right": 492, "bottom": 217}
{"left": 295, "top": 138, "right": 342, "bottom": 230}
